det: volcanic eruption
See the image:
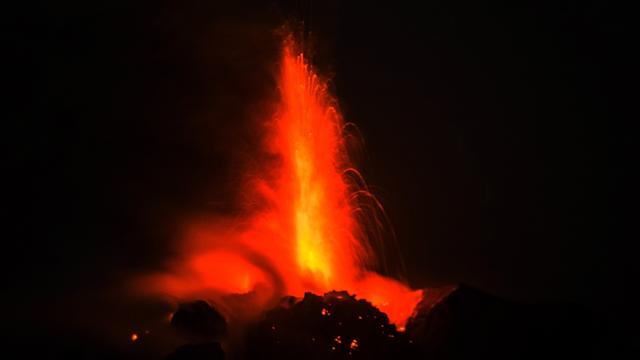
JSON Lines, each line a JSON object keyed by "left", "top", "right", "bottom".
{"left": 5, "top": 0, "right": 629, "bottom": 357}
{"left": 137, "top": 32, "right": 421, "bottom": 337}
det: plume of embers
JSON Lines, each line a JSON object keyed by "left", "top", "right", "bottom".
{"left": 134, "top": 31, "right": 421, "bottom": 337}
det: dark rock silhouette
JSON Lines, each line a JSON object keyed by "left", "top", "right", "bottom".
{"left": 171, "top": 300, "right": 227, "bottom": 341}
{"left": 14, "top": 286, "right": 631, "bottom": 359}
{"left": 406, "top": 284, "right": 609, "bottom": 359}
{"left": 245, "top": 290, "right": 417, "bottom": 359}
{"left": 238, "top": 285, "right": 631, "bottom": 359}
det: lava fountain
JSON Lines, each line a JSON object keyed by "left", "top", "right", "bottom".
{"left": 139, "top": 35, "right": 421, "bottom": 329}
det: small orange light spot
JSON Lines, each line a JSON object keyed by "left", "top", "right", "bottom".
{"left": 321, "top": 308, "right": 329, "bottom": 316}
{"left": 334, "top": 335, "right": 342, "bottom": 344}
{"left": 350, "top": 339, "right": 358, "bottom": 350}
{"left": 130, "top": 333, "right": 139, "bottom": 342}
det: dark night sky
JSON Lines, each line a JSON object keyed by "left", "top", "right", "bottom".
{"left": 4, "top": 0, "right": 635, "bottom": 348}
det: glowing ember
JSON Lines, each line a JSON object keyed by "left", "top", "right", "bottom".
{"left": 130, "top": 333, "right": 139, "bottom": 342}
{"left": 350, "top": 339, "right": 359, "bottom": 350}
{"left": 139, "top": 34, "right": 422, "bottom": 328}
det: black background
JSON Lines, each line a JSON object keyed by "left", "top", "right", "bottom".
{"left": 4, "top": 0, "right": 635, "bottom": 349}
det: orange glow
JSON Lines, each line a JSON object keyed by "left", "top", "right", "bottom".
{"left": 350, "top": 339, "right": 359, "bottom": 350}
{"left": 274, "top": 40, "right": 364, "bottom": 291}
{"left": 130, "top": 333, "right": 138, "bottom": 342}
{"left": 138, "top": 35, "right": 421, "bottom": 328}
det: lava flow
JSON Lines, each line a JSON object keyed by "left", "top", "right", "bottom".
{"left": 140, "top": 35, "right": 422, "bottom": 329}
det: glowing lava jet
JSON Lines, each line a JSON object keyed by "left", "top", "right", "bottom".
{"left": 142, "top": 36, "right": 421, "bottom": 329}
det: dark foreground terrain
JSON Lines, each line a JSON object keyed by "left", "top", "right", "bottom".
{"left": 8, "top": 284, "right": 635, "bottom": 359}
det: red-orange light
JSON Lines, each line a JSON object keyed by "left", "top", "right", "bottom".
{"left": 137, "top": 33, "right": 422, "bottom": 329}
